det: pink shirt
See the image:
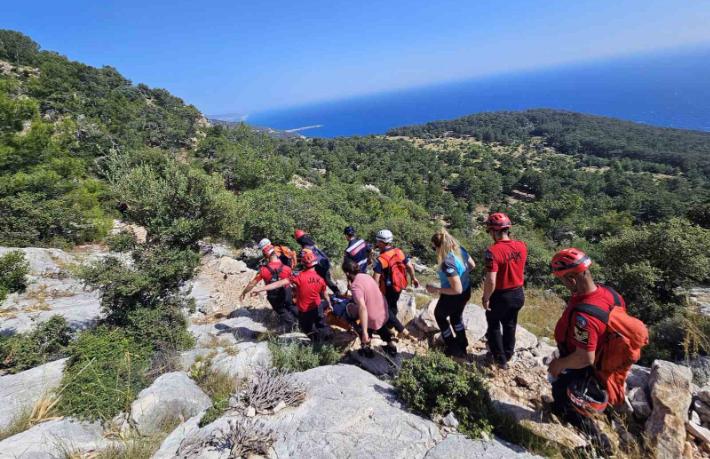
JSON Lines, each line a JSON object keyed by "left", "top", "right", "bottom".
{"left": 350, "top": 273, "right": 388, "bottom": 330}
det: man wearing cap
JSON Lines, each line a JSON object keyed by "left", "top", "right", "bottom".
{"left": 343, "top": 226, "right": 372, "bottom": 274}
{"left": 241, "top": 243, "right": 298, "bottom": 329}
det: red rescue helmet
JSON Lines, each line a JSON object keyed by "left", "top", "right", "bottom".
{"left": 551, "top": 248, "right": 592, "bottom": 277}
{"left": 262, "top": 244, "right": 275, "bottom": 258}
{"left": 302, "top": 250, "right": 318, "bottom": 268}
{"left": 485, "top": 212, "right": 512, "bottom": 231}
{"left": 566, "top": 376, "right": 608, "bottom": 417}
{"left": 294, "top": 229, "right": 306, "bottom": 240}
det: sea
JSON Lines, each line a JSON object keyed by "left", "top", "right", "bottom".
{"left": 242, "top": 46, "right": 710, "bottom": 138}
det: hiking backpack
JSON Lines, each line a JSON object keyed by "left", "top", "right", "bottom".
{"left": 570, "top": 286, "right": 649, "bottom": 407}
{"left": 379, "top": 248, "right": 408, "bottom": 293}
{"left": 302, "top": 246, "right": 331, "bottom": 271}
{"left": 273, "top": 245, "right": 297, "bottom": 267}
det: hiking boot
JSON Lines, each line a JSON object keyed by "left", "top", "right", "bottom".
{"left": 358, "top": 345, "right": 374, "bottom": 358}
{"left": 383, "top": 343, "right": 398, "bottom": 357}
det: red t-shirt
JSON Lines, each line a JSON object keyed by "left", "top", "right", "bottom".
{"left": 254, "top": 261, "right": 292, "bottom": 284}
{"left": 554, "top": 285, "right": 625, "bottom": 355}
{"left": 484, "top": 240, "right": 527, "bottom": 290}
{"left": 290, "top": 268, "right": 326, "bottom": 313}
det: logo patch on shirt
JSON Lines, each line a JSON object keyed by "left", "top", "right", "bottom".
{"left": 445, "top": 267, "right": 456, "bottom": 274}
{"left": 574, "top": 315, "right": 589, "bottom": 343}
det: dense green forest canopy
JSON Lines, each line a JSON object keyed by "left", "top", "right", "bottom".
{"left": 1, "top": 30, "right": 709, "bottom": 363}
{"left": 387, "top": 109, "right": 710, "bottom": 177}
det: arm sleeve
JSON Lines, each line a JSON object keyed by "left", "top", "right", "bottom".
{"left": 442, "top": 255, "right": 458, "bottom": 277}
{"left": 484, "top": 249, "right": 498, "bottom": 273}
{"left": 570, "top": 312, "right": 602, "bottom": 351}
{"left": 373, "top": 258, "right": 384, "bottom": 274}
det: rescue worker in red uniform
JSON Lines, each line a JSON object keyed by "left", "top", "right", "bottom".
{"left": 252, "top": 251, "right": 332, "bottom": 343}
{"left": 481, "top": 213, "right": 527, "bottom": 369}
{"left": 548, "top": 248, "right": 616, "bottom": 455}
{"left": 241, "top": 244, "right": 298, "bottom": 329}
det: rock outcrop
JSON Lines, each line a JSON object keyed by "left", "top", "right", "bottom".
{"left": 168, "top": 364, "right": 539, "bottom": 458}
{"left": 0, "top": 247, "right": 103, "bottom": 335}
{"left": 0, "top": 418, "right": 111, "bottom": 458}
{"left": 645, "top": 360, "right": 693, "bottom": 458}
{"left": 129, "top": 372, "right": 212, "bottom": 435}
{"left": 0, "top": 358, "right": 67, "bottom": 431}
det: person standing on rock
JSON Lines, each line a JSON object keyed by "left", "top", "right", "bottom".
{"left": 342, "top": 259, "right": 397, "bottom": 357}
{"left": 373, "top": 229, "right": 420, "bottom": 338}
{"left": 343, "top": 226, "right": 372, "bottom": 274}
{"left": 547, "top": 248, "right": 624, "bottom": 454}
{"left": 240, "top": 244, "right": 298, "bottom": 330}
{"left": 426, "top": 228, "right": 475, "bottom": 358}
{"left": 481, "top": 212, "right": 527, "bottom": 369}
{"left": 252, "top": 251, "right": 332, "bottom": 343}
{"left": 294, "top": 229, "right": 342, "bottom": 295}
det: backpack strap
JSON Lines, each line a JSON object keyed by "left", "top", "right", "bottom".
{"left": 602, "top": 285, "right": 622, "bottom": 307}
{"left": 572, "top": 303, "right": 610, "bottom": 324}
{"left": 265, "top": 265, "right": 283, "bottom": 284}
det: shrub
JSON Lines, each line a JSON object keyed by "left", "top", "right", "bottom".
{"left": 80, "top": 245, "right": 198, "bottom": 325}
{"left": 125, "top": 307, "right": 194, "bottom": 352}
{"left": 268, "top": 340, "right": 342, "bottom": 372}
{"left": 104, "top": 155, "right": 238, "bottom": 247}
{"left": 190, "top": 357, "right": 239, "bottom": 427}
{"left": 58, "top": 326, "right": 152, "bottom": 421}
{"left": 105, "top": 231, "right": 137, "bottom": 252}
{"left": 0, "top": 250, "right": 29, "bottom": 302}
{"left": 393, "top": 352, "right": 493, "bottom": 438}
{"left": 241, "top": 367, "right": 306, "bottom": 412}
{"left": 0, "top": 316, "right": 72, "bottom": 373}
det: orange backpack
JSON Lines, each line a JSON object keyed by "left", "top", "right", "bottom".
{"left": 273, "top": 245, "right": 297, "bottom": 268}
{"left": 378, "top": 248, "right": 408, "bottom": 293}
{"left": 571, "top": 287, "right": 649, "bottom": 406}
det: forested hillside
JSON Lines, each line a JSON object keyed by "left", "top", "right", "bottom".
{"left": 1, "top": 29, "right": 709, "bottom": 368}
{"left": 387, "top": 108, "right": 710, "bottom": 176}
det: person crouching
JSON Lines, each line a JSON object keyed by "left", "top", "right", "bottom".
{"left": 252, "top": 251, "right": 332, "bottom": 343}
{"left": 342, "top": 259, "right": 397, "bottom": 357}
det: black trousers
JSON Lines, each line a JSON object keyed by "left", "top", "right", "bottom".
{"left": 384, "top": 288, "right": 405, "bottom": 333}
{"left": 435, "top": 288, "right": 471, "bottom": 353}
{"left": 315, "top": 265, "right": 341, "bottom": 296}
{"left": 369, "top": 324, "right": 394, "bottom": 343}
{"left": 266, "top": 288, "right": 298, "bottom": 330}
{"left": 298, "top": 302, "right": 332, "bottom": 343}
{"left": 486, "top": 287, "right": 524, "bottom": 362}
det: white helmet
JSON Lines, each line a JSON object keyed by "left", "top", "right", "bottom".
{"left": 375, "top": 229, "right": 393, "bottom": 243}
{"left": 257, "top": 238, "right": 271, "bottom": 250}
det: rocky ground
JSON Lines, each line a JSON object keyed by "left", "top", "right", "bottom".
{"left": 0, "top": 239, "right": 709, "bottom": 458}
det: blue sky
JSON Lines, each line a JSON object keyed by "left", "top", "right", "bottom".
{"left": 3, "top": 0, "right": 710, "bottom": 114}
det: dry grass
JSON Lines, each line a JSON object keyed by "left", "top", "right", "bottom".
{"left": 241, "top": 367, "right": 306, "bottom": 413}
{"left": 469, "top": 287, "right": 565, "bottom": 339}
{"left": 93, "top": 417, "right": 182, "bottom": 459}
{"left": 0, "top": 391, "right": 63, "bottom": 441}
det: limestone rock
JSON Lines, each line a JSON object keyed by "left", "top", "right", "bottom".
{"left": 0, "top": 418, "right": 111, "bottom": 458}
{"left": 628, "top": 386, "right": 652, "bottom": 420}
{"left": 152, "top": 413, "right": 204, "bottom": 459}
{"left": 189, "top": 316, "right": 267, "bottom": 347}
{"left": 645, "top": 360, "right": 693, "bottom": 459}
{"left": 698, "top": 385, "right": 710, "bottom": 405}
{"left": 0, "top": 247, "right": 103, "bottom": 334}
{"left": 694, "top": 399, "right": 710, "bottom": 424}
{"left": 396, "top": 290, "right": 418, "bottom": 326}
{"left": 687, "top": 421, "right": 710, "bottom": 447}
{"left": 0, "top": 358, "right": 67, "bottom": 431}
{"left": 209, "top": 341, "right": 272, "bottom": 380}
{"left": 130, "top": 372, "right": 212, "bottom": 434}
{"left": 217, "top": 257, "right": 249, "bottom": 276}
{"left": 424, "top": 433, "right": 539, "bottom": 458}
{"left": 627, "top": 364, "right": 651, "bottom": 391}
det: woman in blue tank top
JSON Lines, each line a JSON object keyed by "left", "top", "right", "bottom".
{"left": 426, "top": 228, "right": 476, "bottom": 358}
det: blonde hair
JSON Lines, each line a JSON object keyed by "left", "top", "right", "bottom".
{"left": 431, "top": 228, "right": 462, "bottom": 266}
